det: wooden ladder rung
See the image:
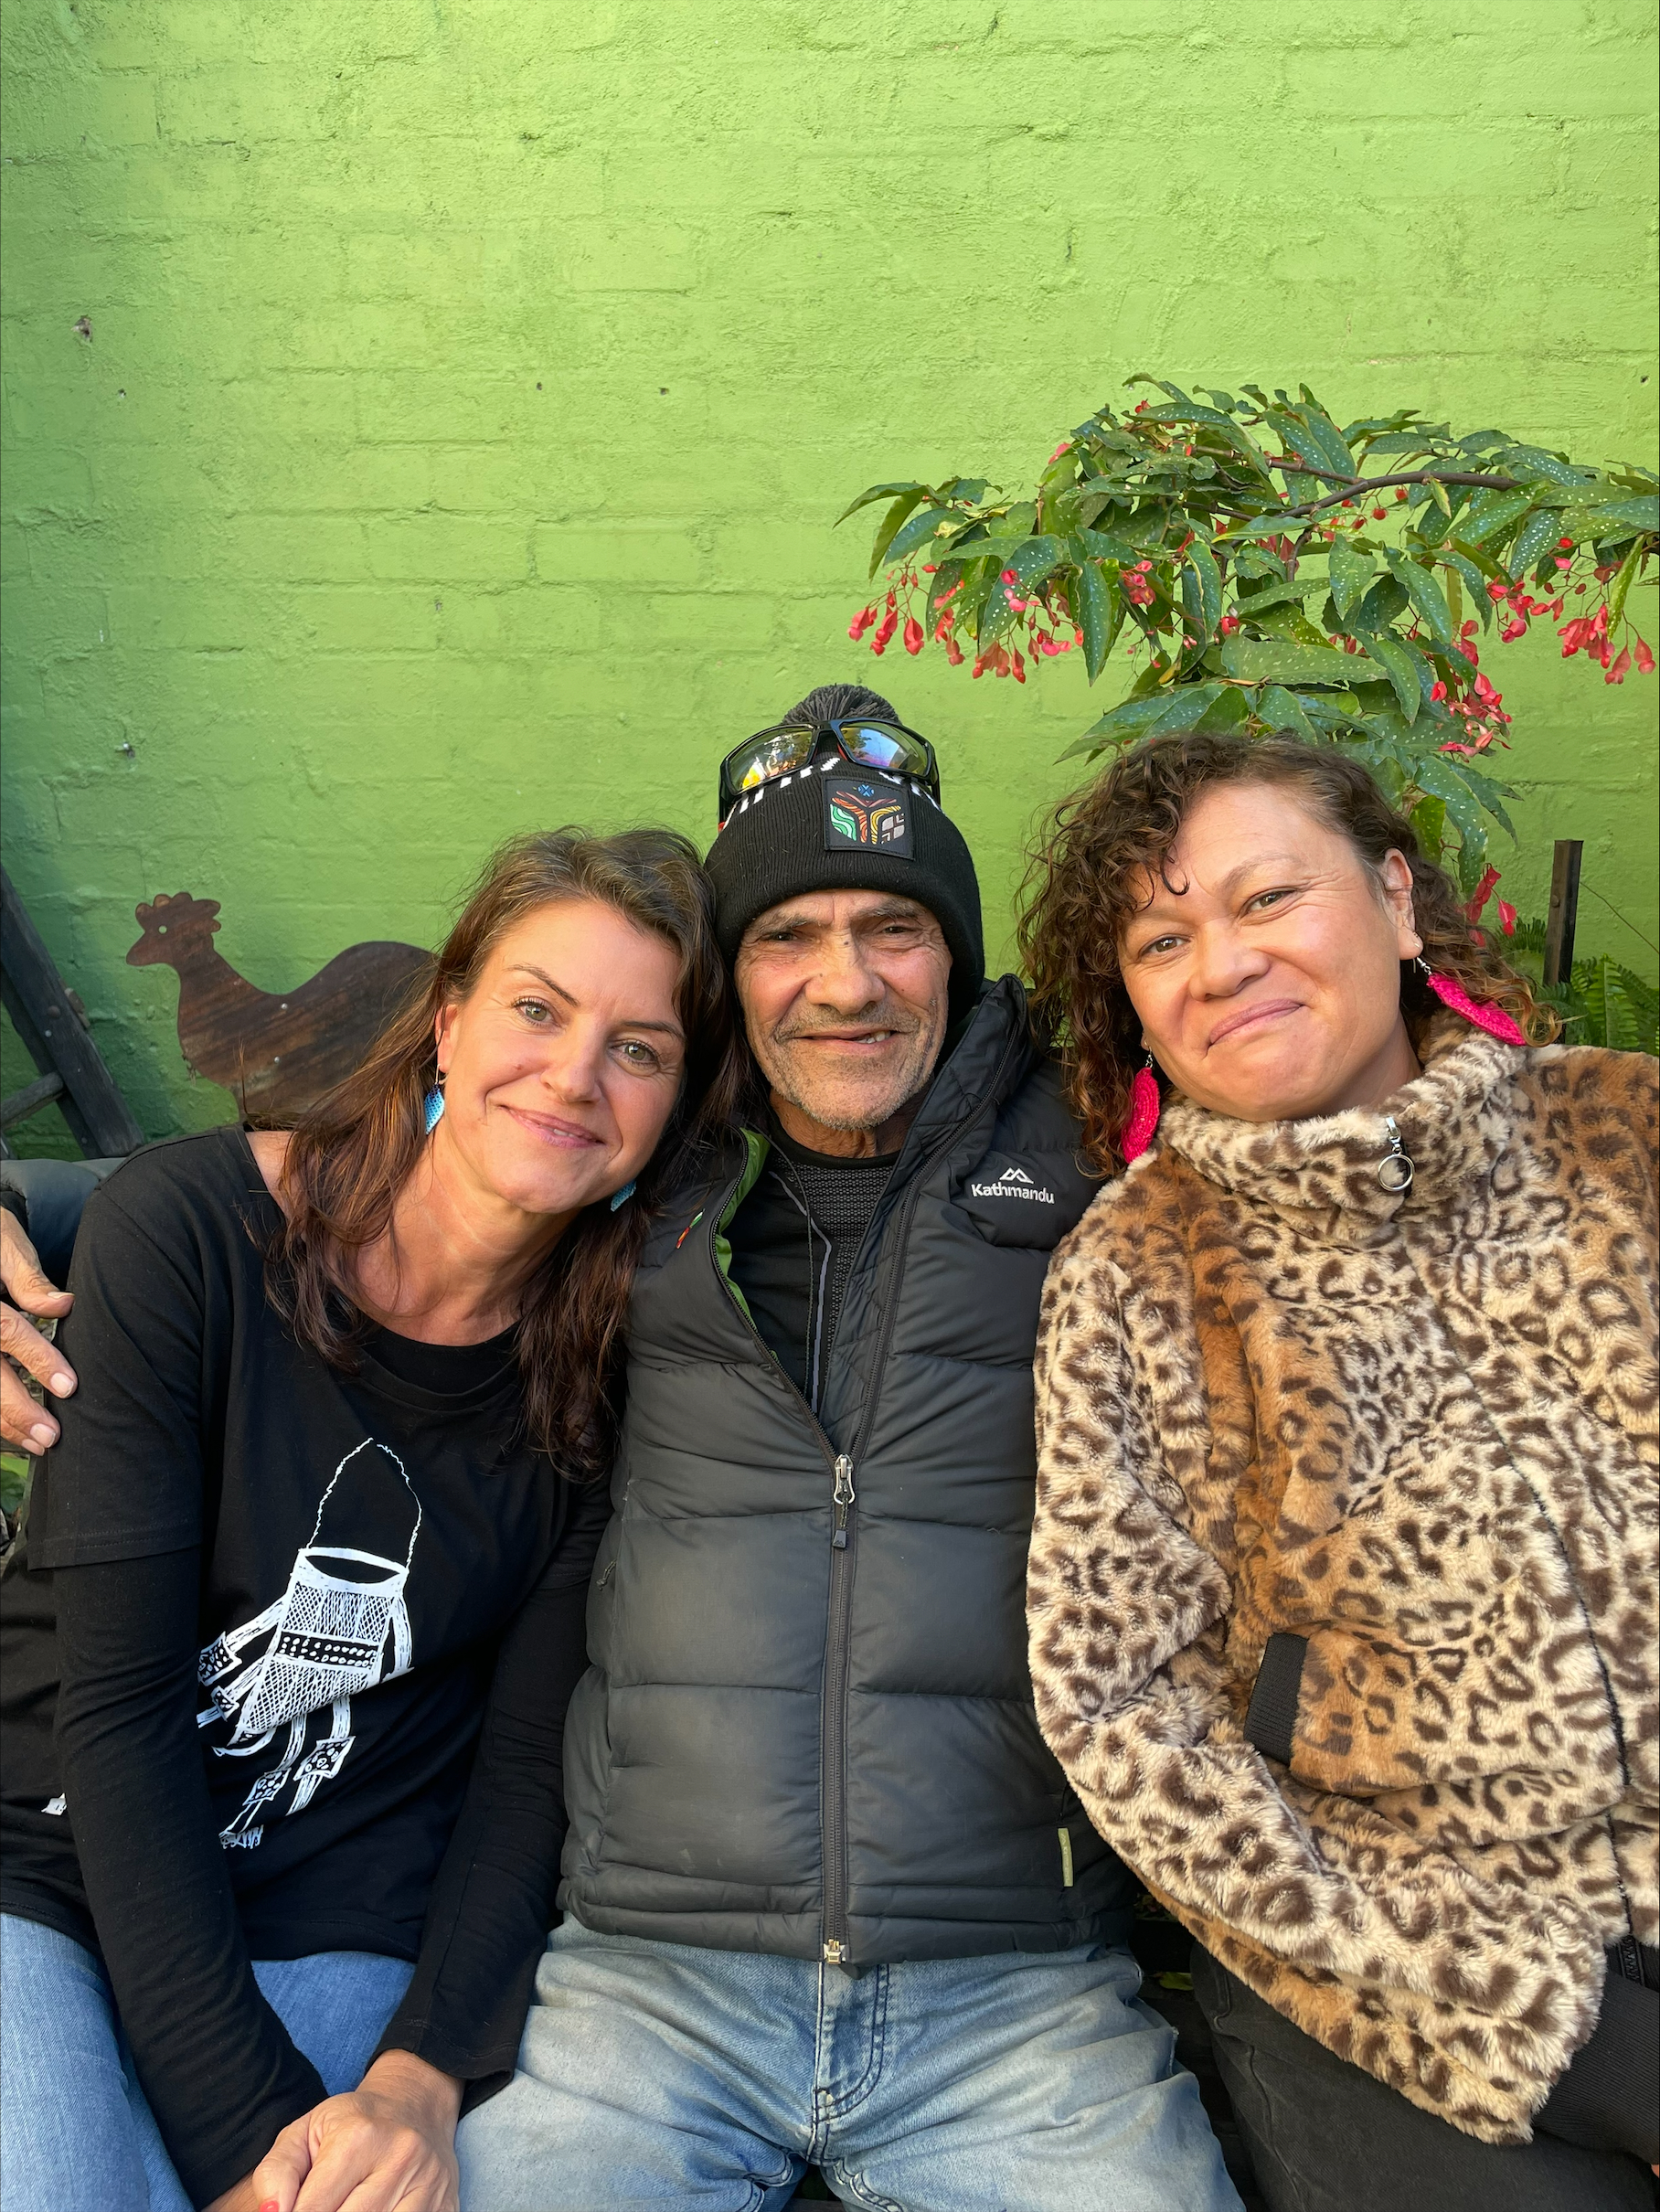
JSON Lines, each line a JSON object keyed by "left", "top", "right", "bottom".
{"left": 0, "top": 1069, "right": 66, "bottom": 1131}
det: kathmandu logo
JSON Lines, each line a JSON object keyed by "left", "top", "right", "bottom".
{"left": 823, "top": 774, "right": 913, "bottom": 857}
{"left": 968, "top": 1164, "right": 1055, "bottom": 1205}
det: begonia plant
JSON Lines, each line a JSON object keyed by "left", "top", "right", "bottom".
{"left": 842, "top": 378, "right": 1658, "bottom": 901}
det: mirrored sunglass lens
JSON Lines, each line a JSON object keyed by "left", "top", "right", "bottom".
{"left": 842, "top": 723, "right": 928, "bottom": 773}
{"left": 731, "top": 729, "right": 813, "bottom": 791}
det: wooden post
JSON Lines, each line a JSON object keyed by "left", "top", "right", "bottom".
{"left": 0, "top": 868, "right": 145, "bottom": 1158}
{"left": 1543, "top": 839, "right": 1583, "bottom": 990}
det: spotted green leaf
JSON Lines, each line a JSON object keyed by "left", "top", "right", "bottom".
{"left": 883, "top": 503, "right": 954, "bottom": 568}
{"left": 1608, "top": 541, "right": 1644, "bottom": 631}
{"left": 836, "top": 480, "right": 925, "bottom": 526}
{"left": 1060, "top": 692, "right": 1178, "bottom": 759}
{"left": 1186, "top": 539, "right": 1224, "bottom": 635}
{"left": 1505, "top": 506, "right": 1563, "bottom": 581}
{"left": 1327, "top": 539, "right": 1373, "bottom": 623}
{"left": 868, "top": 489, "right": 930, "bottom": 579}
{"left": 1144, "top": 680, "right": 1229, "bottom": 737}
{"left": 1363, "top": 633, "right": 1422, "bottom": 722}
{"left": 1258, "top": 685, "right": 1319, "bottom": 740}
{"left": 1234, "top": 569, "right": 1330, "bottom": 617}
{"left": 1219, "top": 638, "right": 1372, "bottom": 685}
{"left": 1382, "top": 548, "right": 1454, "bottom": 643}
{"left": 1073, "top": 562, "right": 1122, "bottom": 683}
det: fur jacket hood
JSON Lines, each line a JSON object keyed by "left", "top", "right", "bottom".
{"left": 1028, "top": 1030, "right": 1658, "bottom": 2143}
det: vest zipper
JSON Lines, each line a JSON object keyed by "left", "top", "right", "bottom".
{"left": 831, "top": 1455, "right": 856, "bottom": 1547}
{"left": 816, "top": 1170, "right": 929, "bottom": 1966}
{"left": 821, "top": 1452, "right": 857, "bottom": 1965}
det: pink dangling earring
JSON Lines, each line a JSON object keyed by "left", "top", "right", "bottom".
{"left": 1121, "top": 1054, "right": 1161, "bottom": 1164}
{"left": 1417, "top": 958, "right": 1526, "bottom": 1046}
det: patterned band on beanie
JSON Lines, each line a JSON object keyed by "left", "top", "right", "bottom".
{"left": 705, "top": 750, "right": 986, "bottom": 1026}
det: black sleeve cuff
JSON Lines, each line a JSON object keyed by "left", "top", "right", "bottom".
{"left": 1244, "top": 1632, "right": 1307, "bottom": 1767}
{"left": 1537, "top": 1959, "right": 1659, "bottom": 2164}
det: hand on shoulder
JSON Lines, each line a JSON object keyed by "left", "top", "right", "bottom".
{"left": 0, "top": 1206, "right": 75, "bottom": 1453}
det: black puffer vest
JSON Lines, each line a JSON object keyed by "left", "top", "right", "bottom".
{"left": 559, "top": 978, "right": 1134, "bottom": 1963}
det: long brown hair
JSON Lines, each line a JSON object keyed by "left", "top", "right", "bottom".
{"left": 267, "top": 828, "right": 745, "bottom": 1477}
{"left": 1018, "top": 731, "right": 1552, "bottom": 1173}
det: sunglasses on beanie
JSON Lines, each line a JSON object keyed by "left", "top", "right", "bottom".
{"left": 718, "top": 717, "right": 940, "bottom": 824}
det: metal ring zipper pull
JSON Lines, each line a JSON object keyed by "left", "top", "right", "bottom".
{"left": 1377, "top": 1115, "right": 1414, "bottom": 1193}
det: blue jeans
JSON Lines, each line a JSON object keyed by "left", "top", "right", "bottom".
{"left": 0, "top": 1913, "right": 415, "bottom": 2212}
{"left": 458, "top": 1920, "right": 1240, "bottom": 2211}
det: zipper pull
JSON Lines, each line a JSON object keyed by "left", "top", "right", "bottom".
{"left": 1378, "top": 1114, "right": 1414, "bottom": 1193}
{"left": 823, "top": 1938, "right": 847, "bottom": 1964}
{"left": 831, "top": 1455, "right": 856, "bottom": 1549}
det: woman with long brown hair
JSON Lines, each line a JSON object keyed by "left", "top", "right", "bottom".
{"left": 0, "top": 829, "right": 743, "bottom": 2212}
{"left": 1020, "top": 732, "right": 1657, "bottom": 2212}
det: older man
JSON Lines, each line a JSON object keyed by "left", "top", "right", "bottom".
{"left": 0, "top": 686, "right": 1237, "bottom": 2210}
{"left": 436, "top": 684, "right": 1236, "bottom": 2209}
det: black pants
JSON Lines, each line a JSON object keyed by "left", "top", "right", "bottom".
{"left": 1191, "top": 1947, "right": 1656, "bottom": 2212}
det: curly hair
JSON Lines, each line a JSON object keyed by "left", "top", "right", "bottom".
{"left": 1017, "top": 731, "right": 1552, "bottom": 1173}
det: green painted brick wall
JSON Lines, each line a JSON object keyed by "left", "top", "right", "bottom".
{"left": 3, "top": 0, "right": 1656, "bottom": 1154}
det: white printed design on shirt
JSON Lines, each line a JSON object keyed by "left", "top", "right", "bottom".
{"left": 196, "top": 1441, "right": 422, "bottom": 1850}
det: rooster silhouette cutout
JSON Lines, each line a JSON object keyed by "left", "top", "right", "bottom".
{"left": 129, "top": 893, "right": 430, "bottom": 1123}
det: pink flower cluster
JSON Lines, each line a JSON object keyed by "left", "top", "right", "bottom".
{"left": 1485, "top": 538, "right": 1655, "bottom": 684}
{"left": 848, "top": 489, "right": 1655, "bottom": 715}
{"left": 1557, "top": 603, "right": 1654, "bottom": 685}
{"left": 1486, "top": 576, "right": 1564, "bottom": 643}
{"left": 1464, "top": 864, "right": 1517, "bottom": 939}
{"left": 1120, "top": 560, "right": 1156, "bottom": 609}
{"left": 851, "top": 552, "right": 1091, "bottom": 682}
{"left": 1432, "top": 620, "right": 1513, "bottom": 755}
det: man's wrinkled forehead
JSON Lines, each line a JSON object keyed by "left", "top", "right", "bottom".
{"left": 739, "top": 889, "right": 945, "bottom": 945}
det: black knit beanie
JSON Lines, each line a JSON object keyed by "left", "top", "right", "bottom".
{"left": 705, "top": 684, "right": 986, "bottom": 1025}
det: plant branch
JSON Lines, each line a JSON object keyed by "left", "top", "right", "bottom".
{"left": 1264, "top": 462, "right": 1522, "bottom": 519}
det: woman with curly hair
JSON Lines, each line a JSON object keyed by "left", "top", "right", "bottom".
{"left": 1020, "top": 731, "right": 1657, "bottom": 2212}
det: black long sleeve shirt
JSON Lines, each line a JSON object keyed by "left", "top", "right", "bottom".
{"left": 0, "top": 1131, "right": 606, "bottom": 2203}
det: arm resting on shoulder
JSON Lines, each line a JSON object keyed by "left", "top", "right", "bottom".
{"left": 0, "top": 1203, "right": 76, "bottom": 1455}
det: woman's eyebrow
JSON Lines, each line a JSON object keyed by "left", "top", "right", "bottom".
{"left": 508, "top": 964, "right": 683, "bottom": 1037}
{"left": 1135, "top": 852, "right": 1308, "bottom": 918}
{"left": 509, "top": 962, "right": 578, "bottom": 1006}
{"left": 1215, "top": 852, "right": 1306, "bottom": 897}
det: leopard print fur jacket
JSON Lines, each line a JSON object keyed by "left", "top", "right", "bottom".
{"left": 1029, "top": 1029, "right": 1657, "bottom": 2143}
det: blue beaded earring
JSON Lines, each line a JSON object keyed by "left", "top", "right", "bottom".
{"left": 610, "top": 1180, "right": 636, "bottom": 1213}
{"left": 423, "top": 1079, "right": 446, "bottom": 1133}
